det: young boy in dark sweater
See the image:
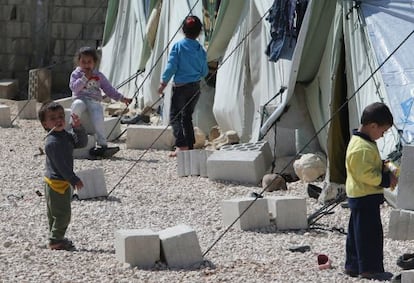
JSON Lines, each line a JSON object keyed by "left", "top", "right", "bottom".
{"left": 38, "top": 101, "right": 88, "bottom": 250}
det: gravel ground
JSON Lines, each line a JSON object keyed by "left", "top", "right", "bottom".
{"left": 0, "top": 99, "right": 410, "bottom": 282}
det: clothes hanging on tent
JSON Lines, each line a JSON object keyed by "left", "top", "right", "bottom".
{"left": 265, "top": 0, "right": 309, "bottom": 62}
{"left": 265, "top": 0, "right": 296, "bottom": 62}
{"left": 296, "top": 0, "right": 309, "bottom": 35}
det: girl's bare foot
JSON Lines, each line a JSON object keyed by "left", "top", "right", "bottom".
{"left": 168, "top": 146, "right": 189, "bottom": 157}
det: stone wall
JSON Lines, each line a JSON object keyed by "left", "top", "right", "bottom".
{"left": 0, "top": 0, "right": 108, "bottom": 98}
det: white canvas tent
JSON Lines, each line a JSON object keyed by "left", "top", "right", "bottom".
{"left": 266, "top": 0, "right": 414, "bottom": 183}
{"left": 99, "top": 0, "right": 414, "bottom": 185}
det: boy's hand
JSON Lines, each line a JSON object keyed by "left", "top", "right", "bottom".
{"left": 121, "top": 97, "right": 132, "bottom": 105}
{"left": 71, "top": 113, "right": 81, "bottom": 128}
{"left": 75, "top": 180, "right": 84, "bottom": 190}
{"left": 390, "top": 172, "right": 398, "bottom": 189}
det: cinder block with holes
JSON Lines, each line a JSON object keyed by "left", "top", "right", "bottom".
{"left": 221, "top": 197, "right": 270, "bottom": 230}
{"left": 126, "top": 125, "right": 175, "bottom": 150}
{"left": 159, "top": 224, "right": 203, "bottom": 268}
{"left": 388, "top": 209, "right": 414, "bottom": 240}
{"left": 265, "top": 196, "right": 308, "bottom": 230}
{"left": 177, "top": 149, "right": 212, "bottom": 177}
{"left": 29, "top": 68, "right": 51, "bottom": 102}
{"left": 74, "top": 168, "right": 107, "bottom": 199}
{"left": 0, "top": 104, "right": 11, "bottom": 127}
{"left": 17, "top": 99, "right": 37, "bottom": 119}
{"left": 114, "top": 229, "right": 160, "bottom": 268}
{"left": 207, "top": 150, "right": 267, "bottom": 184}
{"left": 397, "top": 145, "right": 414, "bottom": 210}
{"left": 220, "top": 141, "right": 273, "bottom": 170}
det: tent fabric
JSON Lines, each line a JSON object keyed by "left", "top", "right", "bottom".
{"left": 99, "top": 0, "right": 148, "bottom": 99}
{"left": 261, "top": 0, "right": 412, "bottom": 181}
{"left": 213, "top": 0, "right": 294, "bottom": 141}
{"left": 102, "top": 0, "right": 119, "bottom": 46}
{"left": 343, "top": 0, "right": 400, "bottom": 158}
{"left": 206, "top": 0, "right": 246, "bottom": 62}
{"left": 98, "top": 0, "right": 413, "bottom": 179}
{"left": 212, "top": 3, "right": 249, "bottom": 137}
{"left": 360, "top": 1, "right": 414, "bottom": 144}
{"left": 259, "top": 0, "right": 334, "bottom": 138}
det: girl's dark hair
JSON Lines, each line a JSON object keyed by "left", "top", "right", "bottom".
{"left": 361, "top": 102, "right": 393, "bottom": 126}
{"left": 182, "top": 15, "right": 202, "bottom": 39}
{"left": 75, "top": 46, "right": 99, "bottom": 64}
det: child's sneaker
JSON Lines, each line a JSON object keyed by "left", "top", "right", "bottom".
{"left": 89, "top": 146, "right": 120, "bottom": 158}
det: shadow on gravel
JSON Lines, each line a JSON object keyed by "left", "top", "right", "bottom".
{"left": 75, "top": 247, "right": 115, "bottom": 254}
{"left": 72, "top": 195, "right": 122, "bottom": 203}
{"left": 109, "top": 156, "right": 160, "bottom": 163}
{"left": 147, "top": 259, "right": 216, "bottom": 272}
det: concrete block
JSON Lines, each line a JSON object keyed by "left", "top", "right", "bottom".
{"left": 114, "top": 229, "right": 160, "bottom": 268}
{"left": 29, "top": 69, "right": 51, "bottom": 102}
{"left": 265, "top": 196, "right": 308, "bottom": 230}
{"left": 397, "top": 145, "right": 414, "bottom": 210}
{"left": 126, "top": 125, "right": 175, "bottom": 150}
{"left": 221, "top": 197, "right": 270, "bottom": 230}
{"left": 402, "top": 270, "right": 414, "bottom": 283}
{"left": 177, "top": 150, "right": 213, "bottom": 177}
{"left": 0, "top": 79, "right": 18, "bottom": 99}
{"left": 104, "top": 117, "right": 121, "bottom": 141}
{"left": 74, "top": 168, "right": 107, "bottom": 199}
{"left": 207, "top": 150, "right": 267, "bottom": 184}
{"left": 177, "top": 150, "right": 191, "bottom": 176}
{"left": 55, "top": 97, "right": 73, "bottom": 109}
{"left": 220, "top": 141, "right": 273, "bottom": 171}
{"left": 16, "top": 99, "right": 37, "bottom": 119}
{"left": 177, "top": 150, "right": 186, "bottom": 177}
{"left": 73, "top": 135, "right": 96, "bottom": 159}
{"left": 0, "top": 104, "right": 12, "bottom": 127}
{"left": 190, "top": 150, "right": 202, "bottom": 176}
{"left": 274, "top": 155, "right": 297, "bottom": 176}
{"left": 388, "top": 209, "right": 414, "bottom": 240}
{"left": 200, "top": 150, "right": 213, "bottom": 177}
{"left": 159, "top": 224, "right": 203, "bottom": 268}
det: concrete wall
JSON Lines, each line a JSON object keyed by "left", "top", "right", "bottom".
{"left": 0, "top": 0, "right": 108, "bottom": 98}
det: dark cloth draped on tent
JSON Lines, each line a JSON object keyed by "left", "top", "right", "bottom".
{"left": 265, "top": 0, "right": 308, "bottom": 62}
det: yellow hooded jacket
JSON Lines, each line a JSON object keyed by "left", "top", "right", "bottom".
{"left": 345, "top": 134, "right": 384, "bottom": 198}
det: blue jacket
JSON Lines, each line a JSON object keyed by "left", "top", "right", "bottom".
{"left": 162, "top": 38, "right": 208, "bottom": 84}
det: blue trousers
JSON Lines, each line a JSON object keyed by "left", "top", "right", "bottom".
{"left": 345, "top": 194, "right": 385, "bottom": 274}
{"left": 169, "top": 82, "right": 200, "bottom": 149}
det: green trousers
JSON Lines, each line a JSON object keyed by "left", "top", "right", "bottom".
{"left": 44, "top": 183, "right": 72, "bottom": 242}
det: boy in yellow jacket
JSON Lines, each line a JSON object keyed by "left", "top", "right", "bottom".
{"left": 344, "top": 102, "right": 398, "bottom": 280}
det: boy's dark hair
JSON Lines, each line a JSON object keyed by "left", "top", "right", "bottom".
{"left": 75, "top": 46, "right": 99, "bottom": 64}
{"left": 361, "top": 102, "right": 393, "bottom": 126}
{"left": 182, "top": 15, "right": 202, "bottom": 39}
{"left": 38, "top": 101, "right": 64, "bottom": 130}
